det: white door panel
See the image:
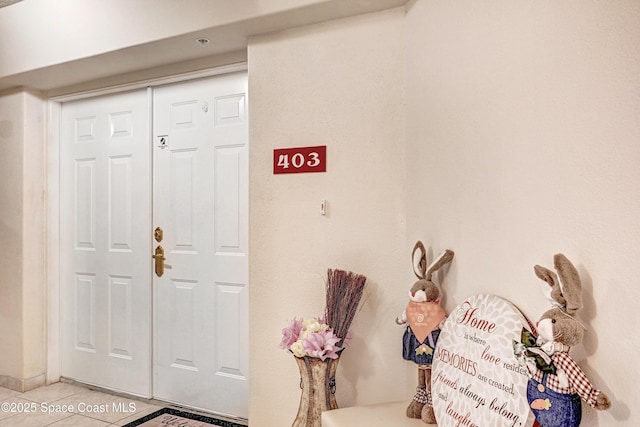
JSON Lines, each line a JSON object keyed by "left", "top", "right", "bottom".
{"left": 59, "top": 72, "right": 248, "bottom": 417}
{"left": 152, "top": 72, "right": 249, "bottom": 417}
{"left": 60, "top": 89, "right": 151, "bottom": 395}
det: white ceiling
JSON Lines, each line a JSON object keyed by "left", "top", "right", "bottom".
{"left": 0, "top": 0, "right": 408, "bottom": 93}
{"left": 0, "top": 0, "right": 22, "bottom": 8}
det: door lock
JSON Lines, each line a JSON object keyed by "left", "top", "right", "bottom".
{"left": 152, "top": 245, "right": 166, "bottom": 277}
{"left": 154, "top": 226, "right": 163, "bottom": 242}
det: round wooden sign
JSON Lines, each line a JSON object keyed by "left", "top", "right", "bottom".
{"left": 432, "top": 294, "right": 535, "bottom": 427}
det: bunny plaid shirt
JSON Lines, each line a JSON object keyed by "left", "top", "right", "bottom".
{"left": 531, "top": 348, "right": 601, "bottom": 408}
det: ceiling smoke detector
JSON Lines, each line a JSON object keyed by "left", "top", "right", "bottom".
{"left": 0, "top": 0, "right": 23, "bottom": 8}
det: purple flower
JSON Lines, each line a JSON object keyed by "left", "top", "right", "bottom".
{"left": 280, "top": 317, "right": 303, "bottom": 349}
{"left": 302, "top": 329, "right": 341, "bottom": 361}
{"left": 280, "top": 316, "right": 350, "bottom": 359}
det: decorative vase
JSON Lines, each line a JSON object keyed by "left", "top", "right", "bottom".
{"left": 292, "top": 353, "right": 341, "bottom": 427}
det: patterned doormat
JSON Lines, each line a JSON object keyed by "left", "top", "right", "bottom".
{"left": 122, "top": 407, "right": 247, "bottom": 427}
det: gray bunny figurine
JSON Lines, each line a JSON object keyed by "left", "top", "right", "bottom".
{"left": 396, "top": 241, "right": 454, "bottom": 424}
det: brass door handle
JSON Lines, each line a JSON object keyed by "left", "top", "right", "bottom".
{"left": 152, "top": 245, "right": 166, "bottom": 277}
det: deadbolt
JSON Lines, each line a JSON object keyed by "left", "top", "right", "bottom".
{"left": 154, "top": 227, "right": 163, "bottom": 243}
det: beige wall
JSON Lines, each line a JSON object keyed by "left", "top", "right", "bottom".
{"left": 22, "top": 91, "right": 46, "bottom": 383}
{"left": 404, "top": 1, "right": 639, "bottom": 426}
{"left": 248, "top": 8, "right": 411, "bottom": 425}
{"left": 248, "top": 1, "right": 639, "bottom": 425}
{"left": 0, "top": 89, "right": 46, "bottom": 391}
{"left": 0, "top": 90, "right": 26, "bottom": 384}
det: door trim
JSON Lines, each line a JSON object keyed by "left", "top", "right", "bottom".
{"left": 46, "top": 62, "right": 248, "bottom": 385}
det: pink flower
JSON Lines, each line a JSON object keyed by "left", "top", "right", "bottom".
{"left": 280, "top": 317, "right": 303, "bottom": 349}
{"left": 302, "top": 329, "right": 341, "bottom": 361}
{"left": 280, "top": 317, "right": 350, "bottom": 359}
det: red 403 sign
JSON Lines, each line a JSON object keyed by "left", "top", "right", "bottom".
{"left": 273, "top": 146, "right": 326, "bottom": 174}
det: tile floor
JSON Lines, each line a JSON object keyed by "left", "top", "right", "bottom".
{"left": 0, "top": 381, "right": 245, "bottom": 427}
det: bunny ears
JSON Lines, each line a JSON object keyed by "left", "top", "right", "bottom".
{"left": 534, "top": 253, "right": 583, "bottom": 315}
{"left": 412, "top": 241, "right": 454, "bottom": 281}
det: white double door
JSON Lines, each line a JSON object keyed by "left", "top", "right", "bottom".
{"left": 59, "top": 72, "right": 248, "bottom": 417}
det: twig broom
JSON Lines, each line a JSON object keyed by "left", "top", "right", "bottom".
{"left": 324, "top": 269, "right": 367, "bottom": 347}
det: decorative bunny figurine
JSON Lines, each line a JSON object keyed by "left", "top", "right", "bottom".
{"left": 516, "top": 253, "right": 611, "bottom": 427}
{"left": 396, "top": 241, "right": 454, "bottom": 424}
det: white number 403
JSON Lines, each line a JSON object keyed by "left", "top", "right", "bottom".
{"left": 277, "top": 152, "right": 321, "bottom": 169}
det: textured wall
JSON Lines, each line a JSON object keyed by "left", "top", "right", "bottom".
{"left": 0, "top": 89, "right": 46, "bottom": 390}
{"left": 0, "top": 90, "right": 26, "bottom": 384}
{"left": 248, "top": 8, "right": 409, "bottom": 425}
{"left": 404, "top": 1, "right": 640, "bottom": 425}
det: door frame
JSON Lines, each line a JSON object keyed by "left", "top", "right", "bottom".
{"left": 46, "top": 62, "right": 248, "bottom": 388}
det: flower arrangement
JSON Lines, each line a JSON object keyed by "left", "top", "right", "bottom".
{"left": 280, "top": 268, "right": 367, "bottom": 360}
{"left": 280, "top": 317, "right": 343, "bottom": 361}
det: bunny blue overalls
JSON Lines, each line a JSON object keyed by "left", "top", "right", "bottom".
{"left": 527, "top": 373, "right": 582, "bottom": 427}
{"left": 402, "top": 327, "right": 441, "bottom": 364}
{"left": 526, "top": 349, "right": 603, "bottom": 427}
